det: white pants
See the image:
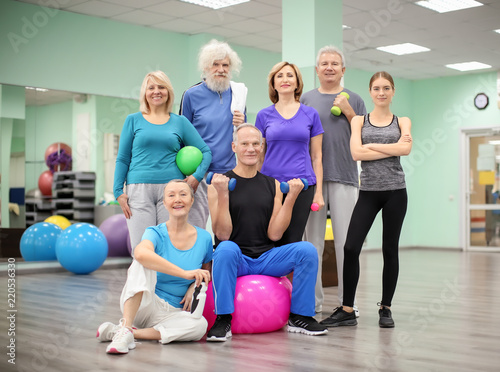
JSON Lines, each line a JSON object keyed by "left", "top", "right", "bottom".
{"left": 303, "top": 181, "right": 358, "bottom": 312}
{"left": 120, "top": 260, "right": 207, "bottom": 344}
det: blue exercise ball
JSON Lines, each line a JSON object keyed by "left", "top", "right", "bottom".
{"left": 55, "top": 223, "right": 108, "bottom": 275}
{"left": 20, "top": 222, "right": 62, "bottom": 261}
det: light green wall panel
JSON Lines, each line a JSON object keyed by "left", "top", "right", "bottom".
{"left": 408, "top": 71, "right": 500, "bottom": 248}
{"left": 3, "top": 0, "right": 499, "bottom": 248}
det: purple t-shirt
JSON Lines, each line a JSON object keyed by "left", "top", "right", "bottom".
{"left": 255, "top": 104, "right": 324, "bottom": 186}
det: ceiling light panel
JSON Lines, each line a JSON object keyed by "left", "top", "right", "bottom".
{"left": 377, "top": 43, "right": 431, "bottom": 55}
{"left": 415, "top": 0, "right": 483, "bottom": 13}
{"left": 445, "top": 61, "right": 491, "bottom": 71}
{"left": 180, "top": 0, "right": 250, "bottom": 10}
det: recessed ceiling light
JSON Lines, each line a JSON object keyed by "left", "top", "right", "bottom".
{"left": 26, "top": 87, "right": 49, "bottom": 92}
{"left": 445, "top": 61, "right": 492, "bottom": 71}
{"left": 376, "top": 43, "right": 430, "bottom": 55}
{"left": 415, "top": 0, "right": 483, "bottom": 13}
{"left": 180, "top": 0, "right": 250, "bottom": 9}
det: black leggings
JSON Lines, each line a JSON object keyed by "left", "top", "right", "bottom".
{"left": 342, "top": 189, "right": 407, "bottom": 308}
{"left": 276, "top": 185, "right": 315, "bottom": 247}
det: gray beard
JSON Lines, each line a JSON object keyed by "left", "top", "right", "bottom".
{"left": 205, "top": 76, "right": 231, "bottom": 93}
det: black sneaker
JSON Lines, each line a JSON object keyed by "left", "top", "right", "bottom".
{"left": 207, "top": 314, "right": 232, "bottom": 342}
{"left": 319, "top": 307, "right": 358, "bottom": 327}
{"left": 287, "top": 313, "right": 328, "bottom": 336}
{"left": 378, "top": 306, "right": 395, "bottom": 328}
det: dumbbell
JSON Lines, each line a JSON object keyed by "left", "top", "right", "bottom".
{"left": 280, "top": 178, "right": 308, "bottom": 194}
{"left": 330, "top": 91, "right": 350, "bottom": 116}
{"left": 206, "top": 172, "right": 237, "bottom": 191}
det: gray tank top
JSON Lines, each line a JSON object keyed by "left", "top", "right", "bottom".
{"left": 360, "top": 114, "right": 406, "bottom": 191}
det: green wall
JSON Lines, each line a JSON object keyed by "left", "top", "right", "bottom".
{"left": 2, "top": 0, "right": 500, "bottom": 248}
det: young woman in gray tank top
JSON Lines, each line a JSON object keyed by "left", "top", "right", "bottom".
{"left": 319, "top": 71, "right": 412, "bottom": 329}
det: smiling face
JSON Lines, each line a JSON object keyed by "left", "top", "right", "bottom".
{"left": 232, "top": 126, "right": 262, "bottom": 167}
{"left": 273, "top": 64, "right": 297, "bottom": 96}
{"left": 163, "top": 181, "right": 194, "bottom": 217}
{"left": 316, "top": 52, "right": 344, "bottom": 86}
{"left": 369, "top": 77, "right": 395, "bottom": 106}
{"left": 145, "top": 79, "right": 169, "bottom": 109}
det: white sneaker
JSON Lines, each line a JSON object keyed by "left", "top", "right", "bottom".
{"left": 106, "top": 326, "right": 136, "bottom": 354}
{"left": 353, "top": 306, "right": 360, "bottom": 318}
{"left": 96, "top": 322, "right": 120, "bottom": 342}
{"left": 190, "top": 282, "right": 208, "bottom": 319}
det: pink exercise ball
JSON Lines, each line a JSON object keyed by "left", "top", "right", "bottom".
{"left": 38, "top": 170, "right": 53, "bottom": 196}
{"left": 99, "top": 214, "right": 131, "bottom": 257}
{"left": 44, "top": 142, "right": 72, "bottom": 172}
{"left": 44, "top": 142, "right": 72, "bottom": 161}
{"left": 203, "top": 275, "right": 292, "bottom": 334}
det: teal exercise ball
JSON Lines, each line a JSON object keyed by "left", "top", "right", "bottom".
{"left": 20, "top": 222, "right": 62, "bottom": 261}
{"left": 55, "top": 223, "right": 108, "bottom": 275}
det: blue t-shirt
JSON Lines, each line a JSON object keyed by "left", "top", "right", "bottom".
{"left": 141, "top": 223, "right": 213, "bottom": 308}
{"left": 180, "top": 82, "right": 245, "bottom": 174}
{"left": 113, "top": 112, "right": 212, "bottom": 199}
{"left": 255, "top": 103, "right": 324, "bottom": 186}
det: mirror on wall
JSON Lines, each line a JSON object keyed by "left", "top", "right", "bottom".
{"left": 0, "top": 83, "right": 137, "bottom": 246}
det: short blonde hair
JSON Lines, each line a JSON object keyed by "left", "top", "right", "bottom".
{"left": 267, "top": 61, "right": 304, "bottom": 104}
{"left": 139, "top": 71, "right": 175, "bottom": 114}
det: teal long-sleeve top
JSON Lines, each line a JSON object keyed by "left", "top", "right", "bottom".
{"left": 113, "top": 112, "right": 212, "bottom": 199}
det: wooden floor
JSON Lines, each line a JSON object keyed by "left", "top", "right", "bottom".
{"left": 1, "top": 248, "right": 500, "bottom": 372}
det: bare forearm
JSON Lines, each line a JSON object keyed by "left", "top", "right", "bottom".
{"left": 135, "top": 246, "right": 186, "bottom": 278}
{"left": 365, "top": 142, "right": 411, "bottom": 157}
{"left": 268, "top": 195, "right": 296, "bottom": 241}
{"left": 213, "top": 193, "right": 232, "bottom": 241}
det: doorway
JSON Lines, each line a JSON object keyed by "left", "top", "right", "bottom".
{"left": 462, "top": 126, "right": 500, "bottom": 251}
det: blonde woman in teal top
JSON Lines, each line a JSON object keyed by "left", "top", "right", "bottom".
{"left": 113, "top": 71, "right": 212, "bottom": 253}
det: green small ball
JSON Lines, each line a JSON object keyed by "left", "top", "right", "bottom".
{"left": 331, "top": 106, "right": 341, "bottom": 116}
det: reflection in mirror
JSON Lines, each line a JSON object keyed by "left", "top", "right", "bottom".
{"left": 0, "top": 84, "right": 138, "bottom": 259}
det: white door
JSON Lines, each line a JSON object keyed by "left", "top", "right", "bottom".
{"left": 463, "top": 126, "right": 500, "bottom": 251}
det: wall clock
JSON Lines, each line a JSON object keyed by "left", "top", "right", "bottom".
{"left": 474, "top": 93, "right": 489, "bottom": 110}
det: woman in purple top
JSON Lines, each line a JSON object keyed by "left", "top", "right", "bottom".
{"left": 256, "top": 61, "right": 324, "bottom": 246}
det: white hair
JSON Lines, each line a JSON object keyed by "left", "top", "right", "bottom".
{"left": 198, "top": 39, "right": 242, "bottom": 78}
{"left": 316, "top": 45, "right": 346, "bottom": 68}
{"left": 233, "top": 123, "right": 262, "bottom": 144}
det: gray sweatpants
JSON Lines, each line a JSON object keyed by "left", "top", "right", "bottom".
{"left": 125, "top": 183, "right": 170, "bottom": 254}
{"left": 303, "top": 181, "right": 358, "bottom": 312}
{"left": 126, "top": 181, "right": 210, "bottom": 254}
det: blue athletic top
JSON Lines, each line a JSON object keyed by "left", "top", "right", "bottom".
{"left": 142, "top": 223, "right": 213, "bottom": 308}
{"left": 180, "top": 82, "right": 245, "bottom": 174}
{"left": 113, "top": 112, "right": 212, "bottom": 199}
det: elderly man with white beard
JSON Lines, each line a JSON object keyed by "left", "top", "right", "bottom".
{"left": 180, "top": 39, "right": 247, "bottom": 229}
